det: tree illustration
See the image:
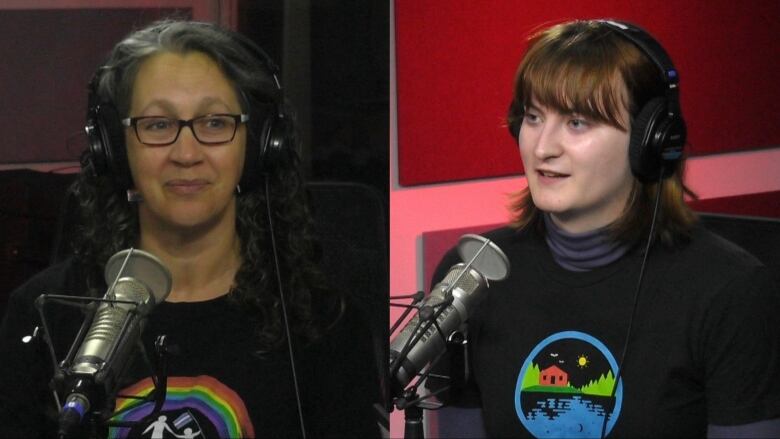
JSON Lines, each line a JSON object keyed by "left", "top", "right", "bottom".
{"left": 579, "top": 370, "right": 616, "bottom": 396}
{"left": 522, "top": 363, "right": 541, "bottom": 389}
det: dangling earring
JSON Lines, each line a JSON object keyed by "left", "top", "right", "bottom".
{"left": 235, "top": 184, "right": 242, "bottom": 194}
{"left": 127, "top": 189, "right": 143, "bottom": 202}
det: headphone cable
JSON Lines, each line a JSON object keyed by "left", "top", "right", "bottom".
{"left": 264, "top": 175, "right": 307, "bottom": 438}
{"left": 599, "top": 169, "right": 665, "bottom": 439}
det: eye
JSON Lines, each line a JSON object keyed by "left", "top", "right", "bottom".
{"left": 204, "top": 116, "right": 229, "bottom": 129}
{"left": 568, "top": 117, "right": 590, "bottom": 130}
{"left": 138, "top": 117, "right": 175, "bottom": 132}
{"left": 523, "top": 112, "right": 541, "bottom": 125}
{"left": 197, "top": 115, "right": 234, "bottom": 132}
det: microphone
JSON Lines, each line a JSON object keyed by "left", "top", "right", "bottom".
{"left": 57, "top": 249, "right": 171, "bottom": 437}
{"left": 389, "top": 234, "right": 509, "bottom": 392}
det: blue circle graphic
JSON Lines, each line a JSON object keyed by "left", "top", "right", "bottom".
{"left": 514, "top": 331, "right": 623, "bottom": 438}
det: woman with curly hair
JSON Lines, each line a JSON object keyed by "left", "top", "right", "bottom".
{"left": 0, "top": 20, "right": 380, "bottom": 438}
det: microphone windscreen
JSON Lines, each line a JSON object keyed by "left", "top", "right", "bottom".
{"left": 104, "top": 249, "right": 172, "bottom": 306}
{"left": 457, "top": 234, "right": 510, "bottom": 281}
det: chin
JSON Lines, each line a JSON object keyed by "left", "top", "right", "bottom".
{"left": 145, "top": 206, "right": 226, "bottom": 232}
{"left": 529, "top": 193, "right": 568, "bottom": 215}
{"left": 170, "top": 208, "right": 224, "bottom": 227}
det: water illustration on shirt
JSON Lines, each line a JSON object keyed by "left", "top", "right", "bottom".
{"left": 108, "top": 375, "right": 254, "bottom": 438}
{"left": 514, "top": 331, "right": 623, "bottom": 438}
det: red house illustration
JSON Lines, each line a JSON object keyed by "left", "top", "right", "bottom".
{"left": 540, "top": 365, "right": 569, "bottom": 387}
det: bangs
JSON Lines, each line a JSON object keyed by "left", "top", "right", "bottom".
{"left": 513, "top": 23, "right": 635, "bottom": 132}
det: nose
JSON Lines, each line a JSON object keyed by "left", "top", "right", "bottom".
{"left": 530, "top": 117, "right": 564, "bottom": 161}
{"left": 168, "top": 125, "right": 204, "bottom": 166}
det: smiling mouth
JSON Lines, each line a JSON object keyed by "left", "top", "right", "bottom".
{"left": 165, "top": 180, "right": 210, "bottom": 194}
{"left": 538, "top": 170, "right": 569, "bottom": 178}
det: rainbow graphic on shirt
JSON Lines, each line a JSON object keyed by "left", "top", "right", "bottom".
{"left": 108, "top": 375, "right": 254, "bottom": 438}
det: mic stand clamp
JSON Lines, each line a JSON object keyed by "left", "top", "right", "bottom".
{"left": 391, "top": 334, "right": 467, "bottom": 439}
{"left": 390, "top": 291, "right": 469, "bottom": 439}
{"left": 34, "top": 294, "right": 173, "bottom": 437}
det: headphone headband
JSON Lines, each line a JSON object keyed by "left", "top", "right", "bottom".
{"left": 598, "top": 20, "right": 681, "bottom": 116}
{"left": 84, "top": 24, "right": 292, "bottom": 191}
{"left": 597, "top": 19, "right": 687, "bottom": 181}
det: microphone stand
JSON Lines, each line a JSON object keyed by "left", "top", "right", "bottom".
{"left": 33, "top": 294, "right": 172, "bottom": 438}
{"left": 389, "top": 292, "right": 466, "bottom": 439}
{"left": 389, "top": 237, "right": 499, "bottom": 438}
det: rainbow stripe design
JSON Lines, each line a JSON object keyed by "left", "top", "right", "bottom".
{"left": 109, "top": 375, "right": 254, "bottom": 438}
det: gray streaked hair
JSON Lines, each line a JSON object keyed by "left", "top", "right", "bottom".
{"left": 94, "top": 20, "right": 279, "bottom": 118}
{"left": 74, "top": 20, "right": 338, "bottom": 351}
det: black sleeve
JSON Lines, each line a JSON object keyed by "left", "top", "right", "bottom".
{"left": 0, "top": 276, "right": 60, "bottom": 437}
{"left": 702, "top": 265, "right": 780, "bottom": 425}
{"left": 0, "top": 259, "right": 88, "bottom": 438}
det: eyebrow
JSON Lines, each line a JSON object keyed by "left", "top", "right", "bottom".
{"left": 137, "top": 99, "right": 177, "bottom": 116}
{"left": 524, "top": 102, "right": 582, "bottom": 117}
{"left": 524, "top": 103, "right": 542, "bottom": 113}
{"left": 136, "top": 97, "right": 236, "bottom": 116}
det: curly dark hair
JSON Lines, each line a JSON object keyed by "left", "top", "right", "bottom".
{"left": 70, "top": 20, "right": 342, "bottom": 351}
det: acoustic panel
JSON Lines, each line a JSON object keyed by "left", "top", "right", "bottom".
{"left": 396, "top": 0, "right": 780, "bottom": 186}
{"left": 422, "top": 190, "right": 780, "bottom": 289}
{"left": 0, "top": 8, "right": 190, "bottom": 164}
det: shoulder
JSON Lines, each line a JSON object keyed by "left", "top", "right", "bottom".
{"left": 479, "top": 226, "right": 529, "bottom": 250}
{"left": 659, "top": 224, "right": 777, "bottom": 316}
{"left": 682, "top": 224, "right": 763, "bottom": 269}
{"left": 663, "top": 225, "right": 767, "bottom": 288}
{"left": 435, "top": 226, "right": 530, "bottom": 272}
{"left": 6, "top": 258, "right": 85, "bottom": 311}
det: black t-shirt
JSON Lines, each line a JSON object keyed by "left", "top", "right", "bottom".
{"left": 0, "top": 258, "right": 380, "bottom": 438}
{"left": 431, "top": 225, "right": 780, "bottom": 438}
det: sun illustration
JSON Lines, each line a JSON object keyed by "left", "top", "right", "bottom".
{"left": 577, "top": 354, "right": 589, "bottom": 368}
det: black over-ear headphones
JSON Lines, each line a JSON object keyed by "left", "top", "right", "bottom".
{"left": 598, "top": 19, "right": 686, "bottom": 183}
{"left": 231, "top": 32, "right": 294, "bottom": 189}
{"left": 84, "top": 27, "right": 291, "bottom": 191}
{"left": 85, "top": 69, "right": 131, "bottom": 189}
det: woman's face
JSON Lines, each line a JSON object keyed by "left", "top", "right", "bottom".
{"left": 126, "top": 51, "right": 246, "bottom": 233}
{"left": 518, "top": 98, "right": 634, "bottom": 233}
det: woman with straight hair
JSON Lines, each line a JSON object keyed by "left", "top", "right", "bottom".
{"left": 431, "top": 19, "right": 780, "bottom": 438}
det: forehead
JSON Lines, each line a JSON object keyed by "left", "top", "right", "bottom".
{"left": 130, "top": 51, "right": 240, "bottom": 112}
{"left": 517, "top": 33, "right": 631, "bottom": 129}
{"left": 523, "top": 64, "right": 626, "bottom": 110}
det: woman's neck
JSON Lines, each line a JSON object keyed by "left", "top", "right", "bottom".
{"left": 543, "top": 213, "right": 628, "bottom": 272}
{"left": 138, "top": 210, "right": 242, "bottom": 302}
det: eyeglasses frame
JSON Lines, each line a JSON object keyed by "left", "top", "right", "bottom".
{"left": 121, "top": 113, "right": 250, "bottom": 146}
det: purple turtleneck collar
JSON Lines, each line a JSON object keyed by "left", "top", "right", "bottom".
{"left": 543, "top": 214, "right": 629, "bottom": 272}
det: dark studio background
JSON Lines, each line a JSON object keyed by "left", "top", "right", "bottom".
{"left": 0, "top": 1, "right": 389, "bottom": 324}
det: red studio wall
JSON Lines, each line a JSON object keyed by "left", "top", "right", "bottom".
{"left": 395, "top": 0, "right": 780, "bottom": 186}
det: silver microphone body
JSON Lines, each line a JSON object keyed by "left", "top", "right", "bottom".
{"left": 71, "top": 278, "right": 154, "bottom": 381}
{"left": 389, "top": 234, "right": 509, "bottom": 393}
{"left": 58, "top": 249, "right": 171, "bottom": 436}
{"left": 390, "top": 263, "right": 487, "bottom": 390}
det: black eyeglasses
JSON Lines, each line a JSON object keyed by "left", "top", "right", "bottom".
{"left": 121, "top": 113, "right": 250, "bottom": 146}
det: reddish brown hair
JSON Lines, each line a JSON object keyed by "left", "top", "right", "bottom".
{"left": 506, "top": 20, "right": 697, "bottom": 246}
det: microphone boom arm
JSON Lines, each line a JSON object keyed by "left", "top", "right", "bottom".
{"left": 34, "top": 293, "right": 173, "bottom": 432}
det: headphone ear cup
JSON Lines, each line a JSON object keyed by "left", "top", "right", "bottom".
{"left": 628, "top": 97, "right": 666, "bottom": 182}
{"left": 85, "top": 111, "right": 107, "bottom": 177}
{"left": 240, "top": 111, "right": 292, "bottom": 189}
{"left": 261, "top": 114, "right": 290, "bottom": 171}
{"left": 87, "top": 104, "right": 131, "bottom": 189}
